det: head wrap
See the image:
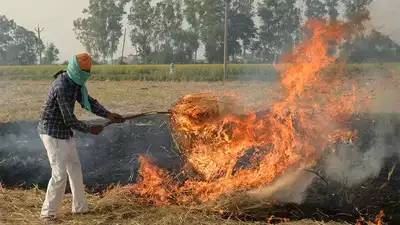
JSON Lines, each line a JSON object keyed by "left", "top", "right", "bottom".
{"left": 67, "top": 53, "right": 93, "bottom": 112}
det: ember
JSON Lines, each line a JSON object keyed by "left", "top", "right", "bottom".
{"left": 122, "top": 19, "right": 370, "bottom": 206}
{"left": 356, "top": 217, "right": 367, "bottom": 225}
{"left": 266, "top": 215, "right": 291, "bottom": 224}
{"left": 375, "top": 210, "right": 385, "bottom": 225}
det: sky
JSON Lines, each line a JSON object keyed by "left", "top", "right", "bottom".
{"left": 0, "top": 0, "right": 399, "bottom": 62}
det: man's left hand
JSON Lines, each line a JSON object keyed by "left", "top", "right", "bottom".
{"left": 108, "top": 113, "right": 125, "bottom": 123}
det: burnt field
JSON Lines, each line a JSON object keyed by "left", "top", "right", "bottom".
{"left": 1, "top": 79, "right": 400, "bottom": 225}
{"left": 0, "top": 111, "right": 399, "bottom": 224}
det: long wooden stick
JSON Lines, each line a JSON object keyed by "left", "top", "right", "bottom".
{"left": 102, "top": 111, "right": 171, "bottom": 128}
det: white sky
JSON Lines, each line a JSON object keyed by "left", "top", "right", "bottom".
{"left": 0, "top": 0, "right": 398, "bottom": 62}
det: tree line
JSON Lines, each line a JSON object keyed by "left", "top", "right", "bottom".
{"left": 72, "top": 0, "right": 400, "bottom": 64}
{"left": 0, "top": 16, "right": 59, "bottom": 66}
{"left": 1, "top": 0, "right": 400, "bottom": 66}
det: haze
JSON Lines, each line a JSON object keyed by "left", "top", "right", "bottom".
{"left": 0, "top": 0, "right": 398, "bottom": 62}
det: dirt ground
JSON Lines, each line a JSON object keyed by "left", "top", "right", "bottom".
{"left": 1, "top": 79, "right": 395, "bottom": 225}
{"left": 0, "top": 80, "right": 281, "bottom": 122}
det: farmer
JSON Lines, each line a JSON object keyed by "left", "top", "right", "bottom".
{"left": 169, "top": 61, "right": 175, "bottom": 74}
{"left": 37, "top": 53, "right": 125, "bottom": 223}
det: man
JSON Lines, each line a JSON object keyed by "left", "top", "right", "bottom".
{"left": 37, "top": 53, "right": 125, "bottom": 223}
{"left": 169, "top": 61, "right": 175, "bottom": 74}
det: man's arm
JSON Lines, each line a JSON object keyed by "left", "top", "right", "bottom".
{"left": 77, "top": 89, "right": 125, "bottom": 124}
{"left": 76, "top": 91, "right": 111, "bottom": 119}
{"left": 55, "top": 87, "right": 91, "bottom": 133}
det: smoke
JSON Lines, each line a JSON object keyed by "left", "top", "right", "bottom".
{"left": 368, "top": 0, "right": 400, "bottom": 45}
{"left": 322, "top": 76, "right": 400, "bottom": 187}
{"left": 248, "top": 165, "right": 316, "bottom": 204}
{"left": 324, "top": 121, "right": 397, "bottom": 186}
{"left": 0, "top": 121, "right": 48, "bottom": 186}
{"left": 244, "top": 112, "right": 400, "bottom": 204}
{"left": 0, "top": 116, "right": 177, "bottom": 188}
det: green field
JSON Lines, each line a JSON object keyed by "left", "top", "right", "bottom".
{"left": 0, "top": 63, "right": 398, "bottom": 81}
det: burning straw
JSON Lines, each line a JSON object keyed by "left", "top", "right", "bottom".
{"left": 111, "top": 19, "right": 371, "bottom": 217}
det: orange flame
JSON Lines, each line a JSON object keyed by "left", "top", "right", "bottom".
{"left": 375, "top": 210, "right": 385, "bottom": 225}
{"left": 122, "top": 19, "right": 370, "bottom": 205}
{"left": 356, "top": 217, "right": 366, "bottom": 225}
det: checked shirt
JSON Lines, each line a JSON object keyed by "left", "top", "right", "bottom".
{"left": 37, "top": 72, "right": 110, "bottom": 139}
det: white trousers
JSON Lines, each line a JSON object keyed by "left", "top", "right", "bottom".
{"left": 40, "top": 134, "right": 88, "bottom": 218}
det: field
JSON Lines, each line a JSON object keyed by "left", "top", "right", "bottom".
{"left": 1, "top": 63, "right": 399, "bottom": 225}
{"left": 0, "top": 64, "right": 279, "bottom": 82}
{"left": 0, "top": 63, "right": 399, "bottom": 82}
{"left": 0, "top": 80, "right": 355, "bottom": 225}
{"left": 0, "top": 80, "right": 281, "bottom": 122}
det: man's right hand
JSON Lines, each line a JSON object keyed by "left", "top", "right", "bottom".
{"left": 89, "top": 126, "right": 104, "bottom": 135}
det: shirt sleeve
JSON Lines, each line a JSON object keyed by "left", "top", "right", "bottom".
{"left": 55, "top": 87, "right": 91, "bottom": 133}
{"left": 76, "top": 90, "right": 110, "bottom": 119}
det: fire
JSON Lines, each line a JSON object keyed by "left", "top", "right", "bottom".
{"left": 356, "top": 217, "right": 366, "bottom": 225}
{"left": 355, "top": 210, "right": 384, "bottom": 225}
{"left": 121, "top": 19, "right": 370, "bottom": 205}
{"left": 375, "top": 210, "right": 385, "bottom": 225}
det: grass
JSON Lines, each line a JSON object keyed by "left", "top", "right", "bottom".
{"left": 0, "top": 188, "right": 351, "bottom": 225}
{"left": 0, "top": 63, "right": 398, "bottom": 81}
{"left": 1, "top": 78, "right": 395, "bottom": 224}
{"left": 0, "top": 64, "right": 280, "bottom": 81}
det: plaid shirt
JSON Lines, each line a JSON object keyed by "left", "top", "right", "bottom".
{"left": 37, "top": 72, "right": 110, "bottom": 139}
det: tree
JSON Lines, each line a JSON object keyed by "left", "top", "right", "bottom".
{"left": 183, "top": 0, "right": 201, "bottom": 62}
{"left": 0, "top": 15, "right": 16, "bottom": 64}
{"left": 73, "top": 18, "right": 100, "bottom": 59}
{"left": 249, "top": 38, "right": 262, "bottom": 60}
{"left": 172, "top": 29, "right": 200, "bottom": 63}
{"left": 43, "top": 43, "right": 60, "bottom": 65}
{"left": 153, "top": 0, "right": 185, "bottom": 63}
{"left": 0, "top": 15, "right": 42, "bottom": 65}
{"left": 5, "top": 26, "right": 41, "bottom": 65}
{"left": 258, "top": 0, "right": 301, "bottom": 63}
{"left": 230, "top": 0, "right": 257, "bottom": 61}
{"left": 181, "top": 30, "right": 200, "bottom": 63}
{"left": 341, "top": 30, "right": 400, "bottom": 63}
{"left": 73, "top": 0, "right": 128, "bottom": 63}
{"left": 305, "top": 0, "right": 327, "bottom": 20}
{"left": 197, "top": 0, "right": 225, "bottom": 63}
{"left": 326, "top": 0, "right": 339, "bottom": 22}
{"left": 193, "top": 0, "right": 257, "bottom": 63}
{"left": 128, "top": 0, "right": 154, "bottom": 63}
{"left": 342, "top": 0, "right": 373, "bottom": 32}
{"left": 339, "top": 0, "right": 374, "bottom": 60}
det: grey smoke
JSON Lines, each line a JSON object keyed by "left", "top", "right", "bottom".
{"left": 324, "top": 115, "right": 400, "bottom": 187}
{"left": 248, "top": 165, "right": 316, "bottom": 204}
{"left": 0, "top": 116, "right": 177, "bottom": 188}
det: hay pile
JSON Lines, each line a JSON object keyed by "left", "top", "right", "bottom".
{"left": 169, "top": 92, "right": 248, "bottom": 157}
